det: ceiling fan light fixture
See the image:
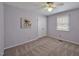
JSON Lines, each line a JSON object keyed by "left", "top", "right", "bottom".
{"left": 48, "top": 7, "right": 53, "bottom": 12}
{"left": 46, "top": 2, "right": 56, "bottom": 12}
{"left": 41, "top": 2, "right": 64, "bottom": 12}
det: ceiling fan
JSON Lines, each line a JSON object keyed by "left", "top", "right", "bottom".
{"left": 41, "top": 2, "right": 64, "bottom": 12}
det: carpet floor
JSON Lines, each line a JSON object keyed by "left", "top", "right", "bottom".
{"left": 4, "top": 37, "right": 79, "bottom": 56}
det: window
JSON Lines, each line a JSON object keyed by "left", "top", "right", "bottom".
{"left": 57, "top": 14, "right": 69, "bottom": 31}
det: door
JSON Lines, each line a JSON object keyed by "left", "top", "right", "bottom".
{"left": 38, "top": 16, "right": 47, "bottom": 38}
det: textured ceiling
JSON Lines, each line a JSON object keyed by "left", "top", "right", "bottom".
{"left": 4, "top": 2, "right": 79, "bottom": 16}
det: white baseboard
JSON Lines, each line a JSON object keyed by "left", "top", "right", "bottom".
{"left": 5, "top": 35, "right": 79, "bottom": 50}
{"left": 4, "top": 36, "right": 42, "bottom": 50}
{"left": 48, "top": 35, "right": 79, "bottom": 45}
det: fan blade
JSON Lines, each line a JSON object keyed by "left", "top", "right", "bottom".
{"left": 55, "top": 2, "right": 64, "bottom": 7}
{"left": 41, "top": 3, "right": 48, "bottom": 9}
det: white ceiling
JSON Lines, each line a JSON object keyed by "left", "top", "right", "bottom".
{"left": 4, "top": 2, "right": 79, "bottom": 16}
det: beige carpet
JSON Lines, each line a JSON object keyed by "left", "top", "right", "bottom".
{"left": 4, "top": 37, "right": 79, "bottom": 56}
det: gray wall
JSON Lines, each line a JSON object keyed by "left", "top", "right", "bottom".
{"left": 0, "top": 3, "right": 4, "bottom": 55}
{"left": 47, "top": 9, "right": 79, "bottom": 44}
{"left": 4, "top": 4, "right": 46, "bottom": 49}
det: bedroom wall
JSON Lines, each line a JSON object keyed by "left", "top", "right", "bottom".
{"left": 4, "top": 4, "right": 47, "bottom": 49}
{"left": 0, "top": 3, "right": 4, "bottom": 55}
{"left": 47, "top": 8, "right": 79, "bottom": 45}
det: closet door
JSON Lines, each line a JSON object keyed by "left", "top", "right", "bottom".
{"left": 38, "top": 16, "right": 47, "bottom": 38}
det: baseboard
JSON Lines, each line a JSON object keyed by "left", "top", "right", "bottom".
{"left": 4, "top": 36, "right": 42, "bottom": 50}
{"left": 5, "top": 35, "right": 79, "bottom": 50}
{"left": 48, "top": 35, "right": 79, "bottom": 45}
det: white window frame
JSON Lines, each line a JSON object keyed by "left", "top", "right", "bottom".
{"left": 56, "top": 14, "right": 69, "bottom": 31}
